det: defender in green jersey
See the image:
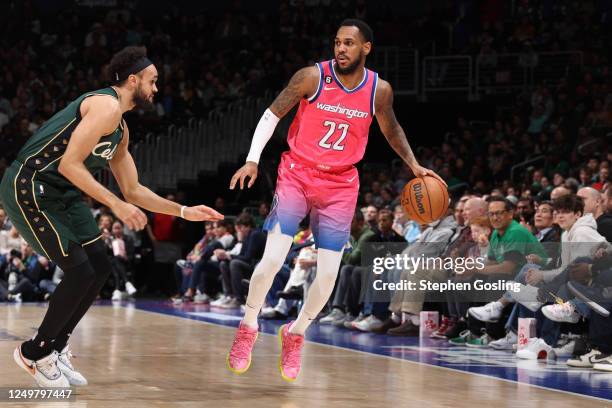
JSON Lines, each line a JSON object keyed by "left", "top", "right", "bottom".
{"left": 0, "top": 46, "right": 224, "bottom": 388}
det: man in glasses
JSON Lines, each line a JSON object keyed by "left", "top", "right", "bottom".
{"left": 459, "top": 197, "right": 546, "bottom": 347}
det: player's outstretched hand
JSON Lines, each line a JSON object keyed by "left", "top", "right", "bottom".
{"left": 182, "top": 205, "right": 224, "bottom": 222}
{"left": 113, "top": 201, "right": 148, "bottom": 231}
{"left": 410, "top": 164, "right": 448, "bottom": 187}
{"left": 229, "top": 162, "right": 258, "bottom": 190}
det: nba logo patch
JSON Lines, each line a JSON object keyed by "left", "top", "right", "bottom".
{"left": 325, "top": 75, "right": 332, "bottom": 84}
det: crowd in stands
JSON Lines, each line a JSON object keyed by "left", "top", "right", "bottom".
{"left": 0, "top": 0, "right": 410, "bottom": 175}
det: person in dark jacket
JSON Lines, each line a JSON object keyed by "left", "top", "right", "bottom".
{"left": 217, "top": 213, "right": 266, "bottom": 308}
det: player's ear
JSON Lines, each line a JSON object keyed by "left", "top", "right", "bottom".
{"left": 128, "top": 73, "right": 138, "bottom": 89}
{"left": 363, "top": 42, "right": 372, "bottom": 56}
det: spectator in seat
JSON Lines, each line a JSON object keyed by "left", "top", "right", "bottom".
{"left": 592, "top": 167, "right": 610, "bottom": 192}
{"left": 578, "top": 187, "right": 612, "bottom": 242}
{"left": 217, "top": 213, "right": 266, "bottom": 308}
{"left": 108, "top": 221, "right": 137, "bottom": 301}
{"left": 183, "top": 219, "right": 236, "bottom": 303}
{"left": 363, "top": 205, "right": 379, "bottom": 233}
{"left": 173, "top": 222, "right": 216, "bottom": 300}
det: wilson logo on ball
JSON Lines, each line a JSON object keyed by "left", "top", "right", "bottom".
{"left": 413, "top": 183, "right": 425, "bottom": 214}
{"left": 401, "top": 176, "right": 449, "bottom": 224}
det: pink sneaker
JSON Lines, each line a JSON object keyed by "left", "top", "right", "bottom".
{"left": 227, "top": 322, "right": 258, "bottom": 374}
{"left": 278, "top": 322, "right": 304, "bottom": 382}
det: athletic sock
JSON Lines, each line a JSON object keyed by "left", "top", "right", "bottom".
{"left": 21, "top": 333, "right": 54, "bottom": 360}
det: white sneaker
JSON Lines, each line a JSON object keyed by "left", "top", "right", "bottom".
{"left": 13, "top": 347, "right": 70, "bottom": 387}
{"left": 345, "top": 312, "right": 365, "bottom": 330}
{"left": 8, "top": 293, "right": 22, "bottom": 303}
{"left": 489, "top": 331, "right": 517, "bottom": 350}
{"left": 319, "top": 309, "right": 345, "bottom": 325}
{"left": 542, "top": 302, "right": 580, "bottom": 323}
{"left": 219, "top": 298, "right": 241, "bottom": 309}
{"left": 176, "top": 259, "right": 189, "bottom": 269}
{"left": 567, "top": 349, "right": 606, "bottom": 368}
{"left": 261, "top": 306, "right": 275, "bottom": 314}
{"left": 516, "top": 338, "right": 554, "bottom": 360}
{"left": 111, "top": 289, "right": 122, "bottom": 301}
{"left": 8, "top": 272, "right": 17, "bottom": 291}
{"left": 352, "top": 315, "right": 384, "bottom": 332}
{"left": 125, "top": 282, "right": 137, "bottom": 296}
{"left": 593, "top": 355, "right": 612, "bottom": 372}
{"left": 507, "top": 283, "right": 542, "bottom": 312}
{"left": 553, "top": 340, "right": 576, "bottom": 357}
{"left": 468, "top": 301, "right": 504, "bottom": 322}
{"left": 193, "top": 293, "right": 210, "bottom": 304}
{"left": 57, "top": 345, "right": 87, "bottom": 386}
{"left": 211, "top": 295, "right": 229, "bottom": 307}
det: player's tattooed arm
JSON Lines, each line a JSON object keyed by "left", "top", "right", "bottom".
{"left": 375, "top": 80, "right": 447, "bottom": 185}
{"left": 269, "top": 66, "right": 320, "bottom": 118}
{"left": 230, "top": 65, "right": 319, "bottom": 190}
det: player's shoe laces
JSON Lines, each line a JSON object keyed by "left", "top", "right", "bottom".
{"left": 227, "top": 322, "right": 258, "bottom": 374}
{"left": 13, "top": 346, "right": 70, "bottom": 388}
{"left": 278, "top": 322, "right": 304, "bottom": 382}
{"left": 57, "top": 345, "right": 88, "bottom": 386}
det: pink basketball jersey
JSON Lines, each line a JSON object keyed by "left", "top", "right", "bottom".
{"left": 286, "top": 60, "right": 378, "bottom": 169}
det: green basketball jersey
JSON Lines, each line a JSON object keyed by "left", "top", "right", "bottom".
{"left": 15, "top": 87, "right": 124, "bottom": 194}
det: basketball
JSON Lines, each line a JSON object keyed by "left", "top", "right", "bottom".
{"left": 401, "top": 176, "right": 449, "bottom": 224}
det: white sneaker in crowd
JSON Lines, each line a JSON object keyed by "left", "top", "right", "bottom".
{"left": 219, "top": 298, "right": 241, "bottom": 309}
{"left": 194, "top": 293, "right": 210, "bottom": 304}
{"left": 516, "top": 338, "right": 554, "bottom": 360}
{"left": 8, "top": 272, "right": 17, "bottom": 291}
{"left": 111, "top": 289, "right": 123, "bottom": 301}
{"left": 319, "top": 308, "right": 345, "bottom": 325}
{"left": 352, "top": 315, "right": 384, "bottom": 332}
{"left": 125, "top": 281, "right": 137, "bottom": 296}
{"left": 567, "top": 349, "right": 606, "bottom": 368}
{"left": 211, "top": 295, "right": 230, "bottom": 307}
{"left": 468, "top": 301, "right": 504, "bottom": 323}
{"left": 541, "top": 302, "right": 580, "bottom": 323}
{"left": 489, "top": 331, "right": 517, "bottom": 350}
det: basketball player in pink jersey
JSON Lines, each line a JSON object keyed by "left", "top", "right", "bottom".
{"left": 226, "top": 19, "right": 445, "bottom": 381}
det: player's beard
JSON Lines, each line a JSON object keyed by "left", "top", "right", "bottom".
{"left": 133, "top": 83, "right": 154, "bottom": 111}
{"left": 335, "top": 52, "right": 364, "bottom": 75}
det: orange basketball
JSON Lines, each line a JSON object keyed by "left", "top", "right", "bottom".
{"left": 401, "top": 176, "right": 449, "bottom": 224}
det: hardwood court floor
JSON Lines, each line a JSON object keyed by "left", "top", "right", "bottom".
{"left": 0, "top": 303, "right": 610, "bottom": 408}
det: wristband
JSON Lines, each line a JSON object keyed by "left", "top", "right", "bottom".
{"left": 180, "top": 205, "right": 186, "bottom": 219}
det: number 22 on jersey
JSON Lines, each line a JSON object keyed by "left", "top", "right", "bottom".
{"left": 318, "top": 120, "right": 349, "bottom": 151}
